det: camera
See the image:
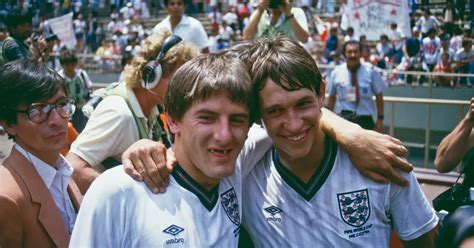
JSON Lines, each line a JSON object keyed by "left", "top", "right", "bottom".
{"left": 45, "top": 34, "right": 58, "bottom": 42}
{"left": 269, "top": 0, "right": 283, "bottom": 9}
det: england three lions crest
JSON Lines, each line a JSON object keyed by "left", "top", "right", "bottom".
{"left": 221, "top": 188, "right": 240, "bottom": 226}
{"left": 337, "top": 189, "right": 371, "bottom": 227}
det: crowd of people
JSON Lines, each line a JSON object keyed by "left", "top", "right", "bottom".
{"left": 0, "top": 0, "right": 473, "bottom": 247}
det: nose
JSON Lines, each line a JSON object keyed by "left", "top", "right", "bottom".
{"left": 214, "top": 118, "right": 233, "bottom": 145}
{"left": 47, "top": 108, "right": 67, "bottom": 127}
{"left": 284, "top": 110, "right": 304, "bottom": 132}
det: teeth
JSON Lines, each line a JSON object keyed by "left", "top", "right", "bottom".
{"left": 210, "top": 149, "right": 229, "bottom": 154}
{"left": 288, "top": 133, "right": 305, "bottom": 141}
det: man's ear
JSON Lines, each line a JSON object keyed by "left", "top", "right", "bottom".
{"left": 319, "top": 80, "right": 326, "bottom": 107}
{"left": 166, "top": 113, "right": 180, "bottom": 135}
{"left": 0, "top": 120, "right": 16, "bottom": 137}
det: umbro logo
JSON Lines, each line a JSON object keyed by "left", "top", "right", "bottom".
{"left": 264, "top": 206, "right": 283, "bottom": 223}
{"left": 264, "top": 206, "right": 283, "bottom": 215}
{"left": 163, "top": 225, "right": 185, "bottom": 245}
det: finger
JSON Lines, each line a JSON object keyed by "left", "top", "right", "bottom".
{"left": 141, "top": 151, "right": 164, "bottom": 189}
{"left": 151, "top": 150, "right": 169, "bottom": 187}
{"left": 363, "top": 171, "right": 389, "bottom": 184}
{"left": 166, "top": 148, "right": 178, "bottom": 170}
{"left": 141, "top": 169, "right": 160, "bottom": 194}
{"left": 391, "top": 156, "right": 414, "bottom": 173}
{"left": 394, "top": 144, "right": 408, "bottom": 158}
{"left": 123, "top": 158, "right": 143, "bottom": 181}
{"left": 376, "top": 163, "right": 409, "bottom": 187}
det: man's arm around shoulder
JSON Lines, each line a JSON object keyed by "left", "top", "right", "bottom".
{"left": 66, "top": 152, "right": 100, "bottom": 195}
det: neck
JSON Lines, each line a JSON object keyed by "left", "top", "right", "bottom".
{"left": 170, "top": 15, "right": 182, "bottom": 29}
{"left": 277, "top": 128, "right": 326, "bottom": 183}
{"left": 64, "top": 69, "right": 75, "bottom": 78}
{"left": 173, "top": 141, "right": 219, "bottom": 190}
{"left": 134, "top": 87, "right": 156, "bottom": 118}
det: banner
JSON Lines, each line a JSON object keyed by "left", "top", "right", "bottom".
{"left": 346, "top": 0, "right": 411, "bottom": 41}
{"left": 47, "top": 12, "right": 76, "bottom": 49}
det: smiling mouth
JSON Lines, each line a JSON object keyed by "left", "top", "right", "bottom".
{"left": 285, "top": 129, "right": 310, "bottom": 142}
{"left": 210, "top": 149, "right": 231, "bottom": 155}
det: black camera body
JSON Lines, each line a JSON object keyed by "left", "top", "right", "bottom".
{"left": 269, "top": 0, "right": 283, "bottom": 9}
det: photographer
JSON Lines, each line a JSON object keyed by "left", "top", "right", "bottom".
{"left": 242, "top": 0, "right": 309, "bottom": 43}
{"left": 2, "top": 9, "right": 49, "bottom": 63}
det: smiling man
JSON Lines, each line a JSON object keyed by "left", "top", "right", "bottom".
{"left": 242, "top": 37, "right": 437, "bottom": 247}
{"left": 70, "top": 53, "right": 271, "bottom": 246}
{"left": 0, "top": 60, "right": 82, "bottom": 246}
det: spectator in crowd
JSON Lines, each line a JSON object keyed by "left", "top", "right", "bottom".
{"left": 0, "top": 25, "right": 7, "bottom": 67}
{"left": 327, "top": 41, "right": 386, "bottom": 133}
{"left": 374, "top": 34, "right": 393, "bottom": 69}
{"left": 120, "top": 2, "right": 135, "bottom": 20}
{"left": 434, "top": 52, "right": 454, "bottom": 87}
{"left": 359, "top": 34, "right": 371, "bottom": 62}
{"left": 0, "top": 60, "right": 82, "bottom": 246}
{"left": 454, "top": 38, "right": 474, "bottom": 87}
{"left": 435, "top": 97, "right": 473, "bottom": 172}
{"left": 450, "top": 26, "right": 464, "bottom": 52}
{"left": 208, "top": 6, "right": 222, "bottom": 35}
{"left": 243, "top": 0, "right": 309, "bottom": 43}
{"left": 73, "top": 13, "right": 86, "bottom": 51}
{"left": 223, "top": 6, "right": 239, "bottom": 32}
{"left": 421, "top": 28, "right": 441, "bottom": 72}
{"left": 236, "top": 1, "right": 252, "bottom": 32}
{"left": 401, "top": 26, "right": 422, "bottom": 84}
{"left": 153, "top": 0, "right": 209, "bottom": 53}
{"left": 343, "top": 26, "right": 357, "bottom": 42}
{"left": 66, "top": 31, "right": 199, "bottom": 194}
{"left": 416, "top": 8, "right": 441, "bottom": 39}
{"left": 389, "top": 23, "right": 406, "bottom": 64}
{"left": 58, "top": 50, "right": 93, "bottom": 132}
{"left": 439, "top": 34, "right": 456, "bottom": 62}
{"left": 220, "top": 21, "right": 235, "bottom": 43}
{"left": 2, "top": 9, "right": 39, "bottom": 63}
{"left": 324, "top": 25, "right": 342, "bottom": 62}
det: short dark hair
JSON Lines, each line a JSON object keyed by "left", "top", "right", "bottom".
{"left": 250, "top": 37, "right": 323, "bottom": 118}
{"left": 0, "top": 60, "right": 67, "bottom": 125}
{"left": 59, "top": 50, "right": 78, "bottom": 65}
{"left": 5, "top": 8, "right": 32, "bottom": 31}
{"left": 342, "top": 40, "right": 363, "bottom": 54}
{"left": 164, "top": 0, "right": 185, "bottom": 6}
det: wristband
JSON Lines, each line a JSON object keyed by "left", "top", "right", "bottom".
{"left": 285, "top": 14, "right": 294, "bottom": 20}
{"left": 377, "top": 115, "right": 384, "bottom": 120}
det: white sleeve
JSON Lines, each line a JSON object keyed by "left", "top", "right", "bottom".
{"left": 291, "top": 8, "right": 309, "bottom": 32}
{"left": 193, "top": 21, "right": 210, "bottom": 49}
{"left": 238, "top": 124, "right": 273, "bottom": 179}
{"left": 69, "top": 96, "right": 139, "bottom": 167}
{"left": 389, "top": 170, "right": 439, "bottom": 241}
{"left": 80, "top": 69, "right": 93, "bottom": 89}
{"left": 70, "top": 167, "right": 130, "bottom": 247}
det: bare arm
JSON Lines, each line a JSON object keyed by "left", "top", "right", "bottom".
{"left": 242, "top": 2, "right": 266, "bottom": 40}
{"left": 282, "top": 6, "right": 308, "bottom": 43}
{"left": 402, "top": 232, "right": 434, "bottom": 248}
{"left": 66, "top": 153, "right": 100, "bottom": 194}
{"left": 435, "top": 97, "right": 474, "bottom": 172}
{"left": 374, "top": 93, "right": 384, "bottom": 133}
{"left": 320, "top": 108, "right": 412, "bottom": 186}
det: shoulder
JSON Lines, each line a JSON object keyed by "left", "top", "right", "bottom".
{"left": 87, "top": 166, "right": 140, "bottom": 198}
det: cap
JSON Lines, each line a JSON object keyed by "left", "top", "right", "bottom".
{"left": 412, "top": 26, "right": 419, "bottom": 33}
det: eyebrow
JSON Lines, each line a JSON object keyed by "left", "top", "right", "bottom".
{"left": 194, "top": 109, "right": 249, "bottom": 118}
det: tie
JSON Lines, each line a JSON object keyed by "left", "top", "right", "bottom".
{"left": 350, "top": 69, "right": 360, "bottom": 106}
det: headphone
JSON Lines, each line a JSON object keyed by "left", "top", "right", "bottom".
{"left": 141, "top": 35, "right": 183, "bottom": 90}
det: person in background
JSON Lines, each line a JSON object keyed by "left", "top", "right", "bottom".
{"left": 327, "top": 40, "right": 386, "bottom": 133}
{"left": 434, "top": 52, "right": 454, "bottom": 87}
{"left": 453, "top": 38, "right": 474, "bottom": 87}
{"left": 58, "top": 50, "right": 93, "bottom": 132}
{"left": 324, "top": 24, "right": 342, "bottom": 62}
{"left": 388, "top": 23, "right": 406, "bottom": 64}
{"left": 243, "top": 0, "right": 309, "bottom": 43}
{"left": 153, "top": 0, "right": 209, "bottom": 53}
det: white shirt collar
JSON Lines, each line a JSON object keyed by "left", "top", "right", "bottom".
{"left": 15, "top": 144, "right": 73, "bottom": 189}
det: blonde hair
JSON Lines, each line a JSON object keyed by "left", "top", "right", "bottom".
{"left": 123, "top": 30, "right": 200, "bottom": 88}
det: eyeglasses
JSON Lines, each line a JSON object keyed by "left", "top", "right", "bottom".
{"left": 16, "top": 99, "right": 76, "bottom": 124}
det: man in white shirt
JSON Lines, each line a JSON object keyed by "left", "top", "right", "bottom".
{"left": 0, "top": 60, "right": 82, "bottom": 246}
{"left": 153, "top": 0, "right": 209, "bottom": 53}
{"left": 70, "top": 53, "right": 269, "bottom": 246}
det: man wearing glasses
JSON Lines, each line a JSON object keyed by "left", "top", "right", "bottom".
{"left": 0, "top": 59, "right": 82, "bottom": 246}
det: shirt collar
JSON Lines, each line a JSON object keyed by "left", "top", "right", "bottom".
{"left": 15, "top": 144, "right": 73, "bottom": 189}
